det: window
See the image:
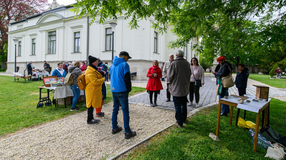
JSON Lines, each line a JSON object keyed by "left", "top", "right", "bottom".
{"left": 74, "top": 32, "right": 80, "bottom": 52}
{"left": 48, "top": 31, "right": 56, "bottom": 54}
{"left": 18, "top": 41, "right": 21, "bottom": 56}
{"left": 105, "top": 28, "right": 112, "bottom": 51}
{"left": 32, "top": 39, "right": 36, "bottom": 55}
{"left": 154, "top": 32, "right": 158, "bottom": 53}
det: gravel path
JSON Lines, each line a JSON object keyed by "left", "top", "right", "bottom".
{"left": 0, "top": 102, "right": 175, "bottom": 160}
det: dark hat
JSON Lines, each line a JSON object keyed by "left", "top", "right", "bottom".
{"left": 89, "top": 55, "right": 98, "bottom": 64}
{"left": 119, "top": 51, "right": 132, "bottom": 59}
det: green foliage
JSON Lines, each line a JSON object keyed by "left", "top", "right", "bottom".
{"left": 0, "top": 75, "right": 145, "bottom": 136}
{"left": 269, "top": 63, "right": 279, "bottom": 77}
{"left": 199, "top": 54, "right": 211, "bottom": 71}
{"left": 125, "top": 99, "right": 286, "bottom": 159}
{"left": 249, "top": 74, "right": 286, "bottom": 88}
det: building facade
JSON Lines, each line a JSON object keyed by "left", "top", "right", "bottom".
{"left": 7, "top": 3, "right": 199, "bottom": 80}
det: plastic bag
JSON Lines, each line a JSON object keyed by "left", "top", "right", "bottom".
{"left": 237, "top": 117, "right": 261, "bottom": 130}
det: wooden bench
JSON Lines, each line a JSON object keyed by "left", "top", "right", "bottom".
{"left": 14, "top": 75, "right": 31, "bottom": 83}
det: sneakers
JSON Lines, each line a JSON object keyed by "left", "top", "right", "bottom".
{"left": 188, "top": 102, "right": 193, "bottom": 106}
{"left": 166, "top": 99, "right": 171, "bottom": 102}
{"left": 125, "top": 131, "right": 137, "bottom": 139}
{"left": 82, "top": 104, "right": 86, "bottom": 107}
{"left": 70, "top": 108, "right": 79, "bottom": 111}
{"left": 96, "top": 112, "right": 105, "bottom": 117}
{"left": 112, "top": 126, "right": 123, "bottom": 134}
{"left": 87, "top": 119, "right": 100, "bottom": 124}
{"left": 154, "top": 103, "right": 158, "bottom": 106}
{"left": 175, "top": 122, "right": 183, "bottom": 128}
{"left": 150, "top": 103, "right": 155, "bottom": 107}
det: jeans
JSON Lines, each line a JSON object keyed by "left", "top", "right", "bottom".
{"left": 173, "top": 96, "right": 187, "bottom": 126}
{"left": 105, "top": 72, "right": 109, "bottom": 81}
{"left": 70, "top": 84, "right": 80, "bottom": 109}
{"left": 219, "top": 87, "right": 229, "bottom": 114}
{"left": 112, "top": 91, "right": 131, "bottom": 133}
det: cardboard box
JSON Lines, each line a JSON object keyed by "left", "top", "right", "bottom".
{"left": 78, "top": 95, "right": 86, "bottom": 102}
{"left": 57, "top": 97, "right": 72, "bottom": 105}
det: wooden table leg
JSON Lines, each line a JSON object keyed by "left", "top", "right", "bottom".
{"left": 267, "top": 102, "right": 270, "bottom": 125}
{"left": 216, "top": 101, "right": 222, "bottom": 137}
{"left": 263, "top": 109, "right": 267, "bottom": 127}
{"left": 236, "top": 108, "right": 240, "bottom": 126}
{"left": 244, "top": 110, "right": 246, "bottom": 119}
{"left": 253, "top": 112, "right": 261, "bottom": 152}
{"left": 230, "top": 106, "right": 233, "bottom": 125}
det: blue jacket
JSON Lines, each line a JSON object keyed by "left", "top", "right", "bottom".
{"left": 52, "top": 68, "right": 67, "bottom": 78}
{"left": 110, "top": 56, "right": 132, "bottom": 92}
{"left": 98, "top": 62, "right": 107, "bottom": 72}
{"left": 235, "top": 67, "right": 249, "bottom": 88}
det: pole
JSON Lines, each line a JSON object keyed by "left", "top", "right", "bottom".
{"left": 112, "top": 31, "right": 114, "bottom": 63}
{"left": 86, "top": 16, "right": 90, "bottom": 63}
{"left": 14, "top": 44, "right": 17, "bottom": 72}
{"left": 247, "top": 58, "right": 249, "bottom": 69}
{"left": 185, "top": 43, "right": 188, "bottom": 61}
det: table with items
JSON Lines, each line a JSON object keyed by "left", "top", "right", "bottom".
{"left": 32, "top": 70, "right": 50, "bottom": 80}
{"left": 216, "top": 94, "right": 271, "bottom": 152}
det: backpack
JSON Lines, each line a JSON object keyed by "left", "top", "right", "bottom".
{"left": 64, "top": 73, "right": 74, "bottom": 85}
{"left": 77, "top": 73, "right": 87, "bottom": 90}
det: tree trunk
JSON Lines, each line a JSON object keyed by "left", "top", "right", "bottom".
{"left": 1, "top": 60, "right": 7, "bottom": 69}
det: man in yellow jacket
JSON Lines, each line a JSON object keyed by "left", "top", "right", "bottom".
{"left": 85, "top": 55, "right": 105, "bottom": 124}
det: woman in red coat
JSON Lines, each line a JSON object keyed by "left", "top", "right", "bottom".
{"left": 146, "top": 60, "right": 163, "bottom": 107}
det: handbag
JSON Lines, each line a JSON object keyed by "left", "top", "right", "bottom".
{"left": 221, "top": 64, "right": 234, "bottom": 88}
{"left": 191, "top": 66, "right": 202, "bottom": 87}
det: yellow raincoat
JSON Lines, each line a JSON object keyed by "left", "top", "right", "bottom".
{"left": 85, "top": 66, "right": 105, "bottom": 108}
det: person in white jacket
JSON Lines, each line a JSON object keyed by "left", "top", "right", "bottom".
{"left": 189, "top": 57, "right": 205, "bottom": 107}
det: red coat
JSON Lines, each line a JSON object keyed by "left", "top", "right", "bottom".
{"left": 146, "top": 66, "right": 163, "bottom": 91}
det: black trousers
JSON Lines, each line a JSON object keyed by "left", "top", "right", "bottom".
{"left": 173, "top": 96, "right": 187, "bottom": 126}
{"left": 87, "top": 106, "right": 94, "bottom": 122}
{"left": 238, "top": 87, "right": 246, "bottom": 96}
{"left": 149, "top": 91, "right": 158, "bottom": 104}
{"left": 189, "top": 82, "right": 200, "bottom": 103}
{"left": 166, "top": 83, "right": 171, "bottom": 100}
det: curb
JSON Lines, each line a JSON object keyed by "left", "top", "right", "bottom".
{"left": 107, "top": 102, "right": 217, "bottom": 160}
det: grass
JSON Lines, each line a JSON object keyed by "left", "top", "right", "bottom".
{"left": 249, "top": 74, "right": 286, "bottom": 88}
{"left": 0, "top": 75, "right": 146, "bottom": 137}
{"left": 124, "top": 98, "right": 286, "bottom": 159}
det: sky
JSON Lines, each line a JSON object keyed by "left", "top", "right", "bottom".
{"left": 48, "top": 0, "right": 76, "bottom": 6}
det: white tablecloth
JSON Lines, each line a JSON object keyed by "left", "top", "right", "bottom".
{"left": 45, "top": 86, "right": 84, "bottom": 99}
{"left": 220, "top": 95, "right": 271, "bottom": 113}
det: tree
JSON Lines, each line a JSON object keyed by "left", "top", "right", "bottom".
{"left": 72, "top": 0, "right": 286, "bottom": 70}
{"left": 0, "top": 0, "right": 49, "bottom": 69}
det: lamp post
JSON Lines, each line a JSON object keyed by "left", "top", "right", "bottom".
{"left": 109, "top": 22, "right": 117, "bottom": 63}
{"left": 13, "top": 39, "right": 18, "bottom": 72}
{"left": 247, "top": 58, "right": 249, "bottom": 69}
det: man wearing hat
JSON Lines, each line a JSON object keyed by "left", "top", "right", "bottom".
{"left": 110, "top": 51, "right": 136, "bottom": 139}
{"left": 85, "top": 55, "right": 105, "bottom": 124}
{"left": 43, "top": 61, "right": 51, "bottom": 74}
{"left": 212, "top": 56, "right": 233, "bottom": 117}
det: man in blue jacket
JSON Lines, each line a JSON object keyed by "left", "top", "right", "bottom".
{"left": 110, "top": 51, "right": 136, "bottom": 139}
{"left": 235, "top": 64, "right": 249, "bottom": 96}
{"left": 52, "top": 63, "right": 67, "bottom": 78}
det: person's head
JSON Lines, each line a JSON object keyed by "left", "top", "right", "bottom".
{"left": 97, "top": 58, "right": 101, "bottom": 63}
{"left": 65, "top": 61, "right": 68, "bottom": 64}
{"left": 278, "top": 67, "right": 280, "bottom": 69}
{"left": 153, "top": 60, "right": 158, "bottom": 66}
{"left": 119, "top": 51, "right": 132, "bottom": 62}
{"left": 162, "top": 62, "right": 165, "bottom": 65}
{"left": 44, "top": 60, "right": 46, "bottom": 64}
{"left": 191, "top": 57, "right": 199, "bottom": 66}
{"left": 169, "top": 54, "right": 174, "bottom": 61}
{"left": 216, "top": 56, "right": 226, "bottom": 65}
{"left": 58, "top": 63, "right": 63, "bottom": 69}
{"left": 238, "top": 63, "right": 245, "bottom": 71}
{"left": 74, "top": 61, "right": 80, "bottom": 68}
{"left": 176, "top": 50, "right": 184, "bottom": 57}
{"left": 89, "top": 55, "right": 99, "bottom": 66}
{"left": 82, "top": 61, "right": 85, "bottom": 65}
{"left": 105, "top": 62, "right": 108, "bottom": 64}
{"left": 30, "top": 61, "right": 33, "bottom": 64}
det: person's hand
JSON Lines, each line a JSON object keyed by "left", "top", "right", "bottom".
{"left": 103, "top": 77, "right": 106, "bottom": 81}
{"left": 103, "top": 71, "right": 106, "bottom": 75}
{"left": 211, "top": 71, "right": 215, "bottom": 75}
{"left": 154, "top": 73, "right": 158, "bottom": 77}
{"left": 238, "top": 70, "right": 242, "bottom": 73}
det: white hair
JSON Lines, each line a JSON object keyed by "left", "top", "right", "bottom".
{"left": 176, "top": 50, "right": 184, "bottom": 57}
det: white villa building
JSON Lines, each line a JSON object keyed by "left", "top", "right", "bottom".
{"left": 7, "top": 1, "right": 199, "bottom": 80}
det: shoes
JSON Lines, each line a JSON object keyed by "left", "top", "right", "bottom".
{"left": 154, "top": 103, "right": 158, "bottom": 106}
{"left": 150, "top": 103, "right": 155, "bottom": 107}
{"left": 188, "top": 102, "right": 193, "bottom": 106}
{"left": 82, "top": 104, "right": 86, "bottom": 107}
{"left": 220, "top": 113, "right": 227, "bottom": 117}
{"left": 70, "top": 108, "right": 79, "bottom": 111}
{"left": 195, "top": 103, "right": 200, "bottom": 108}
{"left": 175, "top": 122, "right": 183, "bottom": 128}
{"left": 125, "top": 131, "right": 137, "bottom": 139}
{"left": 96, "top": 112, "right": 105, "bottom": 117}
{"left": 112, "top": 126, "right": 123, "bottom": 134}
{"left": 87, "top": 119, "right": 100, "bottom": 124}
{"left": 166, "top": 99, "right": 171, "bottom": 102}
{"left": 75, "top": 106, "right": 80, "bottom": 110}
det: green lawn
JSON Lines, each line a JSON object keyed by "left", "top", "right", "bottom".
{"left": 125, "top": 99, "right": 286, "bottom": 159}
{"left": 0, "top": 75, "right": 146, "bottom": 137}
{"left": 249, "top": 74, "right": 286, "bottom": 88}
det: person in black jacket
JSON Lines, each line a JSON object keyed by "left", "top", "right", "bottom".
{"left": 235, "top": 64, "right": 249, "bottom": 96}
{"left": 212, "top": 56, "right": 233, "bottom": 117}
{"left": 27, "top": 61, "right": 33, "bottom": 79}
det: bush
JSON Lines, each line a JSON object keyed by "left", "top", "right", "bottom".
{"left": 0, "top": 68, "right": 6, "bottom": 72}
{"left": 269, "top": 63, "right": 279, "bottom": 77}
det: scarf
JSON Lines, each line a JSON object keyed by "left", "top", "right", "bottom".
{"left": 56, "top": 67, "right": 64, "bottom": 76}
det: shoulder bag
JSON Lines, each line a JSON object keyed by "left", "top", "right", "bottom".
{"left": 191, "top": 66, "right": 202, "bottom": 87}
{"left": 221, "top": 64, "right": 234, "bottom": 88}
